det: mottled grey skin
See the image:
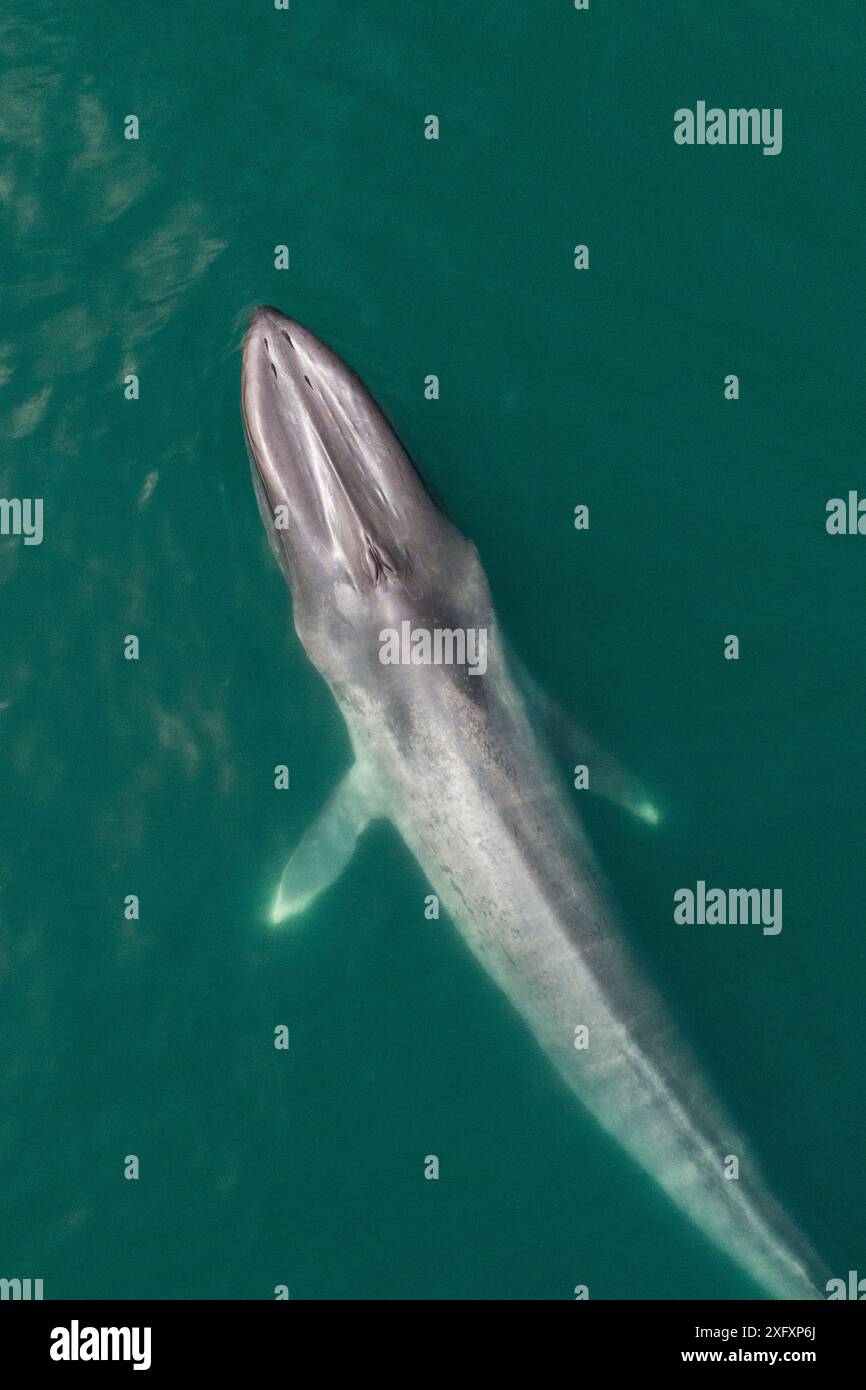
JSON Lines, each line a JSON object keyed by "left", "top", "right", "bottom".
{"left": 241, "top": 305, "right": 824, "bottom": 1299}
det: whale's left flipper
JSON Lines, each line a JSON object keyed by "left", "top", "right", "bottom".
{"left": 269, "top": 763, "right": 381, "bottom": 925}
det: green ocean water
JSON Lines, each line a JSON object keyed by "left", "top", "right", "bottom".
{"left": 1, "top": 0, "right": 864, "bottom": 1300}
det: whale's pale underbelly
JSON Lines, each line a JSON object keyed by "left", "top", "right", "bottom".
{"left": 348, "top": 673, "right": 824, "bottom": 1300}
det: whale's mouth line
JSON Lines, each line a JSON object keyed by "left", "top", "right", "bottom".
{"left": 244, "top": 392, "right": 404, "bottom": 592}
{"left": 241, "top": 305, "right": 445, "bottom": 593}
{"left": 245, "top": 461, "right": 405, "bottom": 612}
{"left": 242, "top": 401, "right": 271, "bottom": 501}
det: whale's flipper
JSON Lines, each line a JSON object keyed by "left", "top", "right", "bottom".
{"left": 506, "top": 644, "right": 661, "bottom": 825}
{"left": 567, "top": 720, "right": 661, "bottom": 825}
{"left": 269, "top": 763, "right": 381, "bottom": 925}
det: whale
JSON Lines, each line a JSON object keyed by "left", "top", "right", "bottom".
{"left": 241, "top": 304, "right": 824, "bottom": 1299}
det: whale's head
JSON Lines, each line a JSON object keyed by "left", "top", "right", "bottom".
{"left": 241, "top": 306, "right": 490, "bottom": 681}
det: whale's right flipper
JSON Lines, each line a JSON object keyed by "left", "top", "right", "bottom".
{"left": 565, "top": 720, "right": 661, "bottom": 826}
{"left": 506, "top": 642, "right": 661, "bottom": 825}
{"left": 269, "top": 763, "right": 381, "bottom": 925}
